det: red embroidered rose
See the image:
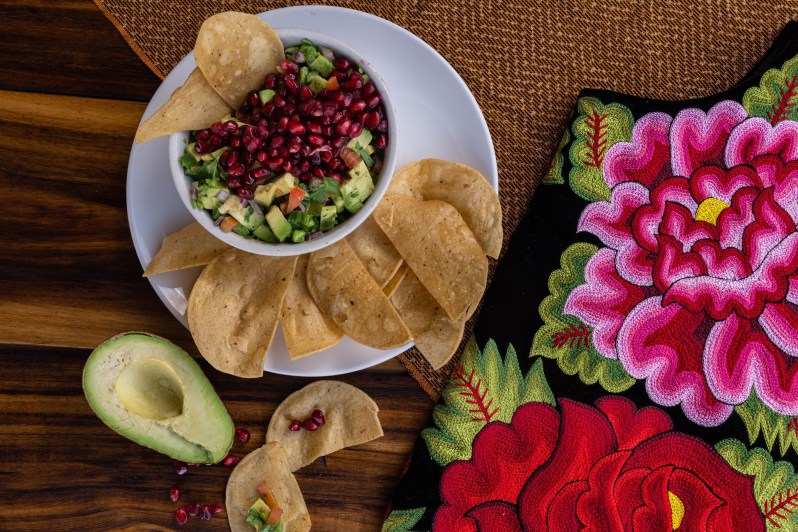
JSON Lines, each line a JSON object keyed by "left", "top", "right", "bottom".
{"left": 433, "top": 397, "right": 763, "bottom": 531}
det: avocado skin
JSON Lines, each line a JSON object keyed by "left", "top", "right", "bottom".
{"left": 82, "top": 331, "right": 234, "bottom": 464}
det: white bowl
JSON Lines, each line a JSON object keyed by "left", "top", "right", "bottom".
{"left": 169, "top": 28, "right": 398, "bottom": 256}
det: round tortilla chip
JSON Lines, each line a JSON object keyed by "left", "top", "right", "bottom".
{"left": 134, "top": 67, "right": 231, "bottom": 144}
{"left": 195, "top": 12, "right": 284, "bottom": 109}
{"left": 143, "top": 221, "right": 232, "bottom": 277}
{"left": 280, "top": 254, "right": 343, "bottom": 360}
{"left": 306, "top": 239, "right": 411, "bottom": 350}
{"left": 188, "top": 250, "right": 297, "bottom": 378}
{"left": 391, "top": 270, "right": 466, "bottom": 370}
{"left": 373, "top": 195, "right": 488, "bottom": 321}
{"left": 346, "top": 216, "right": 403, "bottom": 287}
{"left": 266, "top": 381, "right": 383, "bottom": 472}
{"left": 226, "top": 442, "right": 311, "bottom": 532}
{"left": 382, "top": 262, "right": 408, "bottom": 298}
{"left": 388, "top": 159, "right": 503, "bottom": 258}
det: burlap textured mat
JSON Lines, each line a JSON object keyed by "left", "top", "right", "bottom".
{"left": 95, "top": 0, "right": 798, "bottom": 399}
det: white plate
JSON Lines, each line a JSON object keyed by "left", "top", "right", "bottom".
{"left": 126, "top": 6, "right": 498, "bottom": 377}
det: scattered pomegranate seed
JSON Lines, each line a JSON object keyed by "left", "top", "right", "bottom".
{"left": 228, "top": 164, "right": 245, "bottom": 177}
{"left": 195, "top": 129, "right": 210, "bottom": 140}
{"left": 374, "top": 135, "right": 387, "bottom": 149}
{"left": 187, "top": 504, "right": 200, "bottom": 517}
{"left": 264, "top": 73, "right": 277, "bottom": 89}
{"left": 311, "top": 409, "right": 326, "bottom": 426}
{"left": 306, "top": 134, "right": 325, "bottom": 147}
{"left": 212, "top": 502, "right": 224, "bottom": 514}
{"left": 247, "top": 91, "right": 261, "bottom": 108}
{"left": 175, "top": 507, "right": 188, "bottom": 526}
{"left": 222, "top": 454, "right": 241, "bottom": 467}
{"left": 334, "top": 58, "right": 351, "bottom": 70}
{"left": 200, "top": 504, "right": 213, "bottom": 521}
{"left": 364, "top": 111, "right": 381, "bottom": 128}
{"left": 289, "top": 420, "right": 302, "bottom": 431}
{"left": 299, "top": 85, "right": 313, "bottom": 101}
{"left": 362, "top": 82, "right": 376, "bottom": 97}
{"left": 302, "top": 418, "right": 319, "bottom": 431}
{"left": 169, "top": 486, "right": 181, "bottom": 502}
{"left": 174, "top": 461, "right": 189, "bottom": 476}
{"left": 348, "top": 99, "right": 366, "bottom": 114}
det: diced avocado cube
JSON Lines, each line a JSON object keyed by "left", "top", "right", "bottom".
{"left": 340, "top": 183, "right": 363, "bottom": 214}
{"left": 259, "top": 89, "right": 275, "bottom": 103}
{"left": 253, "top": 224, "right": 278, "bottom": 243}
{"left": 332, "top": 193, "right": 345, "bottom": 213}
{"left": 254, "top": 173, "right": 296, "bottom": 207}
{"left": 319, "top": 205, "right": 338, "bottom": 230}
{"left": 185, "top": 142, "right": 202, "bottom": 162}
{"left": 299, "top": 66, "right": 309, "bottom": 85}
{"left": 291, "top": 229, "right": 306, "bottom": 243}
{"left": 289, "top": 211, "right": 317, "bottom": 231}
{"left": 238, "top": 207, "right": 265, "bottom": 231}
{"left": 346, "top": 129, "right": 373, "bottom": 150}
{"left": 299, "top": 43, "right": 318, "bottom": 65}
{"left": 201, "top": 147, "right": 225, "bottom": 162}
{"left": 309, "top": 54, "right": 334, "bottom": 77}
{"left": 309, "top": 75, "right": 328, "bottom": 95}
{"left": 266, "top": 205, "right": 292, "bottom": 242}
{"left": 232, "top": 224, "right": 251, "bottom": 237}
{"left": 218, "top": 195, "right": 242, "bottom": 215}
{"left": 197, "top": 183, "right": 226, "bottom": 210}
{"left": 348, "top": 160, "right": 370, "bottom": 182}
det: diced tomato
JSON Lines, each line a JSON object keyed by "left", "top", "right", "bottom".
{"left": 219, "top": 216, "right": 238, "bottom": 233}
{"left": 257, "top": 482, "right": 271, "bottom": 496}
{"left": 265, "top": 507, "right": 283, "bottom": 526}
{"left": 257, "top": 482, "right": 280, "bottom": 511}
{"left": 326, "top": 76, "right": 339, "bottom": 91}
{"left": 286, "top": 186, "right": 306, "bottom": 212}
{"left": 340, "top": 147, "right": 362, "bottom": 169}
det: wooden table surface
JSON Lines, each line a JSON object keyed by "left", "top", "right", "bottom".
{"left": 0, "top": 2, "right": 434, "bottom": 530}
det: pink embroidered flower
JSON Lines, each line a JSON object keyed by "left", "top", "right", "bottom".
{"left": 433, "top": 398, "right": 762, "bottom": 531}
{"left": 565, "top": 101, "right": 798, "bottom": 425}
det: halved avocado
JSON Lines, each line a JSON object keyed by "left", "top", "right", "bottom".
{"left": 82, "top": 332, "right": 234, "bottom": 464}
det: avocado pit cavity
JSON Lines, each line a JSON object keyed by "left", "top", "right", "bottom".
{"left": 115, "top": 358, "right": 185, "bottom": 420}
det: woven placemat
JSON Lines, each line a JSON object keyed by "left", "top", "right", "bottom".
{"left": 95, "top": 0, "right": 798, "bottom": 400}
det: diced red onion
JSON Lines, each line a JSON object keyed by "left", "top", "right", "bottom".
{"left": 191, "top": 182, "right": 199, "bottom": 201}
{"left": 213, "top": 215, "right": 224, "bottom": 226}
{"left": 216, "top": 190, "right": 230, "bottom": 202}
{"left": 307, "top": 231, "right": 324, "bottom": 240}
{"left": 319, "top": 46, "right": 334, "bottom": 62}
{"left": 308, "top": 177, "right": 323, "bottom": 189}
{"left": 293, "top": 51, "right": 305, "bottom": 63}
{"left": 248, "top": 199, "right": 263, "bottom": 214}
{"left": 239, "top": 196, "right": 248, "bottom": 207}
{"left": 295, "top": 203, "right": 306, "bottom": 212}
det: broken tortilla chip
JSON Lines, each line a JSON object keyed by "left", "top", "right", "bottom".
{"left": 346, "top": 216, "right": 403, "bottom": 287}
{"left": 306, "top": 239, "right": 412, "bottom": 350}
{"left": 388, "top": 159, "right": 503, "bottom": 258}
{"left": 373, "top": 194, "right": 488, "bottom": 321}
{"left": 391, "top": 270, "right": 466, "bottom": 369}
{"left": 280, "top": 254, "right": 343, "bottom": 359}
{"left": 195, "top": 12, "right": 284, "bottom": 110}
{"left": 266, "top": 381, "right": 383, "bottom": 472}
{"left": 134, "top": 68, "right": 231, "bottom": 144}
{"left": 143, "top": 221, "right": 232, "bottom": 277}
{"left": 226, "top": 442, "right": 311, "bottom": 532}
{"left": 188, "top": 250, "right": 297, "bottom": 377}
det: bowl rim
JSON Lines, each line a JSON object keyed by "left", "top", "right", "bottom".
{"left": 168, "top": 27, "right": 398, "bottom": 256}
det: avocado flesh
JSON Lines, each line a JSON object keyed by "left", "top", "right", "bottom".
{"left": 83, "top": 332, "right": 234, "bottom": 464}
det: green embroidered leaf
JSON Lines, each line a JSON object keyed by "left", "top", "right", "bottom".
{"left": 716, "top": 439, "right": 798, "bottom": 530}
{"left": 542, "top": 128, "right": 569, "bottom": 185}
{"left": 531, "top": 242, "right": 635, "bottom": 393}
{"left": 568, "top": 97, "right": 633, "bottom": 202}
{"left": 382, "top": 507, "right": 425, "bottom": 532}
{"left": 421, "top": 337, "right": 554, "bottom": 467}
{"left": 743, "top": 55, "right": 798, "bottom": 124}
{"left": 735, "top": 391, "right": 798, "bottom": 457}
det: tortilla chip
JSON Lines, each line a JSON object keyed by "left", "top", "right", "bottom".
{"left": 188, "top": 250, "right": 297, "bottom": 377}
{"left": 280, "top": 254, "right": 343, "bottom": 359}
{"left": 391, "top": 270, "right": 466, "bottom": 369}
{"left": 373, "top": 195, "right": 488, "bottom": 321}
{"left": 195, "top": 12, "right": 284, "bottom": 110}
{"left": 382, "top": 262, "right": 408, "bottom": 298}
{"left": 346, "top": 216, "right": 403, "bottom": 287}
{"left": 266, "top": 381, "right": 383, "bottom": 471}
{"left": 142, "top": 221, "right": 232, "bottom": 277}
{"left": 226, "top": 442, "right": 311, "bottom": 532}
{"left": 389, "top": 159, "right": 503, "bottom": 258}
{"left": 134, "top": 68, "right": 231, "bottom": 144}
{"left": 306, "top": 240, "right": 412, "bottom": 350}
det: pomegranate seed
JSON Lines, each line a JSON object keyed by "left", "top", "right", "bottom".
{"left": 342, "top": 79, "right": 363, "bottom": 90}
{"left": 225, "top": 150, "right": 239, "bottom": 167}
{"left": 228, "top": 163, "right": 245, "bottom": 177}
{"left": 323, "top": 104, "right": 337, "bottom": 117}
{"left": 282, "top": 160, "right": 293, "bottom": 172}
{"left": 349, "top": 122, "right": 363, "bottom": 138}
{"left": 321, "top": 125, "right": 334, "bottom": 138}
{"left": 289, "top": 420, "right": 302, "bottom": 431}
{"left": 299, "top": 85, "right": 313, "bottom": 101}
{"left": 176, "top": 508, "right": 188, "bottom": 526}
{"left": 247, "top": 91, "right": 261, "bottom": 108}
{"left": 306, "top": 134, "right": 325, "bottom": 147}
{"left": 209, "top": 135, "right": 222, "bottom": 148}
{"left": 364, "top": 111, "right": 381, "bottom": 129}
{"left": 227, "top": 178, "right": 242, "bottom": 190}
{"left": 224, "top": 120, "right": 239, "bottom": 132}
{"left": 187, "top": 504, "right": 199, "bottom": 517}
{"left": 273, "top": 94, "right": 286, "bottom": 107}
{"left": 333, "top": 70, "right": 347, "bottom": 82}
{"left": 281, "top": 60, "right": 299, "bottom": 74}
{"left": 256, "top": 150, "right": 268, "bottom": 163}
{"left": 306, "top": 122, "right": 323, "bottom": 135}
{"left": 200, "top": 504, "right": 213, "bottom": 521}
{"left": 246, "top": 138, "right": 262, "bottom": 152}
{"left": 366, "top": 94, "right": 381, "bottom": 110}
{"left": 374, "top": 134, "right": 387, "bottom": 149}
{"left": 298, "top": 160, "right": 311, "bottom": 174}
{"left": 341, "top": 93, "right": 354, "bottom": 107}
{"left": 238, "top": 188, "right": 254, "bottom": 200}
{"left": 252, "top": 167, "right": 269, "bottom": 181}
{"left": 311, "top": 167, "right": 324, "bottom": 178}
{"left": 279, "top": 146, "right": 289, "bottom": 158}
{"left": 302, "top": 418, "right": 319, "bottom": 431}
{"left": 311, "top": 409, "right": 326, "bottom": 426}
{"left": 277, "top": 116, "right": 289, "bottom": 132}
{"left": 270, "top": 136, "right": 285, "bottom": 149}
{"left": 260, "top": 102, "right": 275, "bottom": 117}
{"left": 255, "top": 125, "right": 267, "bottom": 139}
{"left": 230, "top": 137, "right": 242, "bottom": 149}
{"left": 210, "top": 122, "right": 224, "bottom": 136}
{"left": 376, "top": 119, "right": 388, "bottom": 132}
{"left": 193, "top": 141, "right": 209, "bottom": 154}
{"left": 195, "top": 129, "right": 211, "bottom": 140}
{"left": 170, "top": 486, "right": 181, "bottom": 502}
{"left": 223, "top": 454, "right": 241, "bottom": 467}
{"left": 266, "top": 148, "right": 279, "bottom": 159}
{"left": 332, "top": 136, "right": 348, "bottom": 149}
{"left": 349, "top": 99, "right": 366, "bottom": 114}
{"left": 320, "top": 151, "right": 333, "bottom": 165}
{"left": 288, "top": 144, "right": 301, "bottom": 155}
{"left": 212, "top": 502, "right": 224, "bottom": 514}
{"left": 331, "top": 111, "right": 345, "bottom": 124}
{"left": 288, "top": 122, "right": 306, "bottom": 136}
{"left": 174, "top": 461, "right": 189, "bottom": 475}
{"left": 362, "top": 82, "right": 376, "bottom": 98}
{"left": 330, "top": 159, "right": 345, "bottom": 171}
{"left": 335, "top": 58, "right": 351, "bottom": 70}
{"left": 268, "top": 158, "right": 284, "bottom": 171}
{"left": 285, "top": 77, "right": 299, "bottom": 94}
{"left": 264, "top": 73, "right": 277, "bottom": 89}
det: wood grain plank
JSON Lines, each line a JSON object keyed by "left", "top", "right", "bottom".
{"left": 0, "top": 345, "right": 433, "bottom": 530}
{"left": 0, "top": 0, "right": 161, "bottom": 100}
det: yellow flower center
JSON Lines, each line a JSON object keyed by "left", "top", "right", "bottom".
{"left": 695, "top": 197, "right": 730, "bottom": 226}
{"left": 669, "top": 490, "right": 685, "bottom": 530}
